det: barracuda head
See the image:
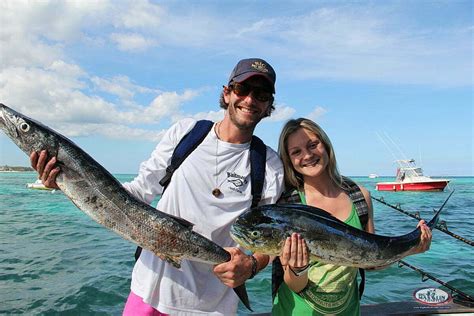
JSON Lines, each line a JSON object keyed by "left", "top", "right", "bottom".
{"left": 0, "top": 104, "right": 59, "bottom": 156}
{"left": 230, "top": 205, "right": 289, "bottom": 255}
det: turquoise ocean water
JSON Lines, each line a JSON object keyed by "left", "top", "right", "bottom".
{"left": 1, "top": 173, "right": 472, "bottom": 315}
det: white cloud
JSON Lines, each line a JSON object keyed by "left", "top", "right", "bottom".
{"left": 112, "top": 0, "right": 163, "bottom": 29}
{"left": 306, "top": 106, "right": 327, "bottom": 122}
{"left": 284, "top": 9, "right": 470, "bottom": 86}
{"left": 91, "top": 75, "right": 159, "bottom": 100}
{"left": 189, "top": 110, "right": 225, "bottom": 123}
{"left": 0, "top": 0, "right": 108, "bottom": 42}
{"left": 0, "top": 62, "right": 200, "bottom": 137}
{"left": 141, "top": 90, "right": 200, "bottom": 123}
{"left": 110, "top": 33, "right": 157, "bottom": 52}
{"left": 266, "top": 105, "right": 296, "bottom": 122}
{"left": 57, "top": 122, "right": 166, "bottom": 142}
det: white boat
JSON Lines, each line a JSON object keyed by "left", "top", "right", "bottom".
{"left": 368, "top": 173, "right": 379, "bottom": 179}
{"left": 26, "top": 179, "right": 55, "bottom": 191}
{"left": 376, "top": 159, "right": 449, "bottom": 192}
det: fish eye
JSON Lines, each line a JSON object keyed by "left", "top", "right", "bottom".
{"left": 19, "top": 122, "right": 30, "bottom": 132}
{"left": 250, "top": 231, "right": 261, "bottom": 239}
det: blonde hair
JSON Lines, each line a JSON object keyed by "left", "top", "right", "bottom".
{"left": 278, "top": 118, "right": 343, "bottom": 190}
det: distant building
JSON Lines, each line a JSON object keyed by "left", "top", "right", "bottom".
{"left": 0, "top": 165, "right": 34, "bottom": 172}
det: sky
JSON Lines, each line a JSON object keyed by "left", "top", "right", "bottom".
{"left": 0, "top": 0, "right": 472, "bottom": 176}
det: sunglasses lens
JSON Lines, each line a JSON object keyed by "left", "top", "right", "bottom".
{"left": 231, "top": 83, "right": 272, "bottom": 102}
{"left": 232, "top": 83, "right": 250, "bottom": 97}
{"left": 255, "top": 92, "right": 271, "bottom": 102}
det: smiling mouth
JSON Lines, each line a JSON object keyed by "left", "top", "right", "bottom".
{"left": 237, "top": 105, "right": 258, "bottom": 115}
{"left": 303, "top": 158, "right": 320, "bottom": 167}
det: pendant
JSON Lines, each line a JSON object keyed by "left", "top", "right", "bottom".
{"left": 212, "top": 188, "right": 222, "bottom": 197}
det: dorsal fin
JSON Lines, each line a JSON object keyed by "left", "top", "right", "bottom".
{"left": 277, "top": 203, "right": 347, "bottom": 225}
{"left": 167, "top": 213, "right": 194, "bottom": 229}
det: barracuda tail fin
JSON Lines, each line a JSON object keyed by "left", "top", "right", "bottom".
{"left": 234, "top": 283, "right": 252, "bottom": 311}
{"left": 427, "top": 190, "right": 455, "bottom": 230}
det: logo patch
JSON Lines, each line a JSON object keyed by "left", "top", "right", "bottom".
{"left": 227, "top": 171, "right": 248, "bottom": 194}
{"left": 413, "top": 287, "right": 451, "bottom": 306}
{"left": 251, "top": 61, "right": 269, "bottom": 73}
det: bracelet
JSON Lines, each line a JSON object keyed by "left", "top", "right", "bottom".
{"left": 248, "top": 255, "right": 258, "bottom": 279}
{"left": 289, "top": 264, "right": 310, "bottom": 277}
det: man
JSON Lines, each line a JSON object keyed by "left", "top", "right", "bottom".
{"left": 31, "top": 58, "right": 284, "bottom": 315}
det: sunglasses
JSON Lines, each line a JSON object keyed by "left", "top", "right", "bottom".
{"left": 229, "top": 82, "right": 273, "bottom": 102}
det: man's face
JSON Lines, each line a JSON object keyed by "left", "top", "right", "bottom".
{"left": 224, "top": 76, "right": 273, "bottom": 131}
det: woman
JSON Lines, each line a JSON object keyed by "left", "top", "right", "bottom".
{"left": 272, "top": 118, "right": 432, "bottom": 315}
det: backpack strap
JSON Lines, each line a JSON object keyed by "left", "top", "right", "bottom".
{"left": 250, "top": 135, "right": 266, "bottom": 207}
{"left": 158, "top": 120, "right": 214, "bottom": 192}
{"left": 341, "top": 176, "right": 369, "bottom": 230}
{"left": 341, "top": 176, "right": 369, "bottom": 299}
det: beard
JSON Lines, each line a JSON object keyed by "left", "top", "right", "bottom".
{"left": 227, "top": 99, "right": 266, "bottom": 131}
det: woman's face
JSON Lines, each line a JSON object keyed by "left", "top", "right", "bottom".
{"left": 286, "top": 127, "right": 328, "bottom": 179}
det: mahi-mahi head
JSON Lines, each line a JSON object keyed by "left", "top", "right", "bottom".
{"left": 0, "top": 103, "right": 253, "bottom": 311}
{"left": 231, "top": 201, "right": 446, "bottom": 269}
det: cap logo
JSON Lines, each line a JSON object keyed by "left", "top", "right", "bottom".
{"left": 251, "top": 61, "right": 269, "bottom": 73}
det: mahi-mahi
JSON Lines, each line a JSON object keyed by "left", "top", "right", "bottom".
{"left": 230, "top": 194, "right": 451, "bottom": 268}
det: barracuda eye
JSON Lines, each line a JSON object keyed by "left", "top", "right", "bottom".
{"left": 250, "top": 231, "right": 261, "bottom": 239}
{"left": 19, "top": 122, "right": 30, "bottom": 132}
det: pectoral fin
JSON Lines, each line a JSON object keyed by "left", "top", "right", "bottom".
{"left": 158, "top": 254, "right": 182, "bottom": 269}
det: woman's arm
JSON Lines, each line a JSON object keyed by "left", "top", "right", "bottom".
{"left": 280, "top": 233, "right": 310, "bottom": 293}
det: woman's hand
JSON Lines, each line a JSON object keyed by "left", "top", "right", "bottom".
{"left": 280, "top": 233, "right": 311, "bottom": 293}
{"left": 280, "top": 232, "right": 309, "bottom": 272}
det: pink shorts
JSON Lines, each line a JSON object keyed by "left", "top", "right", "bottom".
{"left": 123, "top": 291, "right": 168, "bottom": 316}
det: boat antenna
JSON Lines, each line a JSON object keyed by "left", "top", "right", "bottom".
{"left": 383, "top": 131, "right": 408, "bottom": 161}
{"left": 418, "top": 147, "right": 424, "bottom": 169}
{"left": 375, "top": 131, "right": 398, "bottom": 162}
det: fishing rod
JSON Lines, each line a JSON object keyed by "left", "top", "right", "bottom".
{"left": 398, "top": 260, "right": 474, "bottom": 307}
{"left": 372, "top": 190, "right": 474, "bottom": 246}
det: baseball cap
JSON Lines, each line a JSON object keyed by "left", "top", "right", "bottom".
{"left": 228, "top": 58, "right": 276, "bottom": 93}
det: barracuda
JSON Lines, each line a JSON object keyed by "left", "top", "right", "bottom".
{"left": 0, "top": 103, "right": 252, "bottom": 310}
{"left": 230, "top": 197, "right": 449, "bottom": 269}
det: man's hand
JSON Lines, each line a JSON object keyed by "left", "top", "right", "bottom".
{"left": 213, "top": 247, "right": 254, "bottom": 288}
{"left": 411, "top": 220, "right": 432, "bottom": 254}
{"left": 30, "top": 150, "right": 60, "bottom": 189}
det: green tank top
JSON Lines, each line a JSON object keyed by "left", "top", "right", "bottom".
{"left": 272, "top": 195, "right": 363, "bottom": 316}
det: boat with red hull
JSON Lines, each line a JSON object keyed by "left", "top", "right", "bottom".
{"left": 376, "top": 159, "right": 449, "bottom": 192}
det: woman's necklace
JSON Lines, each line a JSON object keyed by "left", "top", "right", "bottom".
{"left": 212, "top": 122, "right": 223, "bottom": 197}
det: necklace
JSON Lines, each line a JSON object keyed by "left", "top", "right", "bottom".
{"left": 212, "top": 122, "right": 223, "bottom": 197}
